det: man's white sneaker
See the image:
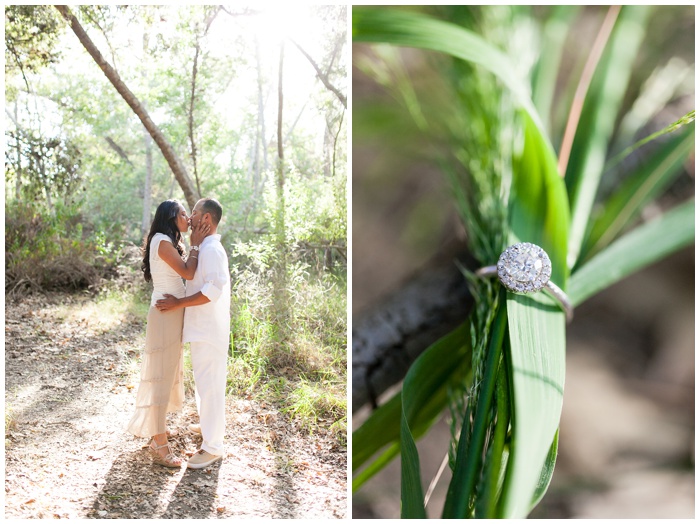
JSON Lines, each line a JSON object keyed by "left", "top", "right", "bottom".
{"left": 188, "top": 423, "right": 202, "bottom": 435}
{"left": 187, "top": 449, "right": 222, "bottom": 469}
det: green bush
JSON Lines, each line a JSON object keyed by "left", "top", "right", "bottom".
{"left": 226, "top": 237, "right": 347, "bottom": 439}
{"left": 5, "top": 201, "right": 123, "bottom": 295}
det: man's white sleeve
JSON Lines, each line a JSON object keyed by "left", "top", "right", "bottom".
{"left": 199, "top": 248, "right": 227, "bottom": 302}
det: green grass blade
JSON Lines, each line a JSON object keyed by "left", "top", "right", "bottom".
{"left": 352, "top": 443, "right": 400, "bottom": 493}
{"left": 510, "top": 110, "right": 570, "bottom": 282}
{"left": 569, "top": 198, "right": 695, "bottom": 307}
{"left": 475, "top": 361, "right": 510, "bottom": 518}
{"left": 615, "top": 59, "right": 695, "bottom": 149}
{"left": 498, "top": 109, "right": 569, "bottom": 518}
{"left": 530, "top": 430, "right": 560, "bottom": 510}
{"left": 398, "top": 321, "right": 471, "bottom": 517}
{"left": 582, "top": 123, "right": 694, "bottom": 261}
{"left": 531, "top": 6, "right": 580, "bottom": 134}
{"left": 500, "top": 292, "right": 566, "bottom": 518}
{"left": 400, "top": 407, "right": 426, "bottom": 518}
{"left": 352, "top": 7, "right": 546, "bottom": 135}
{"left": 442, "top": 303, "right": 507, "bottom": 518}
{"left": 606, "top": 111, "right": 695, "bottom": 172}
{"left": 352, "top": 323, "right": 471, "bottom": 487}
{"left": 352, "top": 372, "right": 461, "bottom": 490}
{"left": 565, "top": 6, "right": 651, "bottom": 268}
{"left": 352, "top": 392, "right": 402, "bottom": 471}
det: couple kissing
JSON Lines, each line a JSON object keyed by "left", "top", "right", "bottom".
{"left": 126, "top": 197, "right": 231, "bottom": 470}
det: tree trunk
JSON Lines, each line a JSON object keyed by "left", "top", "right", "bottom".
{"left": 187, "top": 7, "right": 219, "bottom": 200}
{"left": 188, "top": 40, "right": 201, "bottom": 197}
{"left": 332, "top": 111, "right": 344, "bottom": 179}
{"left": 277, "top": 44, "right": 284, "bottom": 166}
{"left": 104, "top": 136, "right": 133, "bottom": 166}
{"left": 37, "top": 153, "right": 53, "bottom": 212}
{"left": 253, "top": 38, "right": 269, "bottom": 211}
{"left": 253, "top": 38, "right": 263, "bottom": 201}
{"left": 13, "top": 102, "right": 21, "bottom": 200}
{"left": 141, "top": 129, "right": 153, "bottom": 237}
{"left": 140, "top": 30, "right": 152, "bottom": 237}
{"left": 323, "top": 114, "right": 333, "bottom": 178}
{"left": 54, "top": 5, "right": 200, "bottom": 210}
{"left": 275, "top": 42, "right": 287, "bottom": 285}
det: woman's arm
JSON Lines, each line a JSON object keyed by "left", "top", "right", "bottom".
{"left": 158, "top": 241, "right": 199, "bottom": 280}
{"left": 158, "top": 223, "right": 209, "bottom": 280}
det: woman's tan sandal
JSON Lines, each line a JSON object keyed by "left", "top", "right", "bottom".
{"left": 149, "top": 440, "right": 182, "bottom": 468}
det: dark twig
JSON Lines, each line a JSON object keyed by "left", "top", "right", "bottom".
{"left": 352, "top": 253, "right": 474, "bottom": 411}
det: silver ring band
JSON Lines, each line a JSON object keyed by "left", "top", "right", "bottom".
{"left": 476, "top": 242, "right": 573, "bottom": 322}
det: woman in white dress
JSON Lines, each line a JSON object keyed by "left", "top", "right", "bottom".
{"left": 127, "top": 199, "right": 209, "bottom": 467}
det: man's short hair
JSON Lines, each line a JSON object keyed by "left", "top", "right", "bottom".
{"left": 200, "top": 198, "right": 223, "bottom": 225}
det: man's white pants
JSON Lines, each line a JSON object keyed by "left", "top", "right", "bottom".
{"left": 190, "top": 341, "right": 227, "bottom": 456}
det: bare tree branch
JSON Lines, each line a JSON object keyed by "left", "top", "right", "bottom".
{"left": 104, "top": 136, "right": 133, "bottom": 166}
{"left": 290, "top": 38, "right": 347, "bottom": 109}
{"left": 5, "top": 108, "right": 19, "bottom": 126}
{"left": 80, "top": 5, "right": 120, "bottom": 76}
{"left": 219, "top": 6, "right": 259, "bottom": 18}
{"left": 54, "top": 5, "right": 200, "bottom": 209}
{"left": 352, "top": 254, "right": 474, "bottom": 411}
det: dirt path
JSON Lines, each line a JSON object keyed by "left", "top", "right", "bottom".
{"left": 5, "top": 293, "right": 347, "bottom": 519}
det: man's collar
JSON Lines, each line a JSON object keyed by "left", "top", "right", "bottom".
{"left": 202, "top": 233, "right": 221, "bottom": 245}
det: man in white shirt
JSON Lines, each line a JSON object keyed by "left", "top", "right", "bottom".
{"left": 156, "top": 197, "right": 231, "bottom": 469}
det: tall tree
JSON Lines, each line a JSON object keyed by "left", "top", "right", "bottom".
{"left": 140, "top": 30, "right": 152, "bottom": 237}
{"left": 255, "top": 37, "right": 269, "bottom": 198}
{"left": 53, "top": 5, "right": 200, "bottom": 209}
{"left": 6, "top": 129, "right": 82, "bottom": 209}
{"left": 6, "top": 102, "right": 22, "bottom": 200}
{"left": 5, "top": 5, "right": 62, "bottom": 96}
{"left": 5, "top": 5, "right": 63, "bottom": 201}
{"left": 275, "top": 41, "right": 287, "bottom": 284}
{"left": 187, "top": 6, "right": 220, "bottom": 198}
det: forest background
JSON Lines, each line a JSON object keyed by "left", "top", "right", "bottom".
{"left": 5, "top": 4, "right": 347, "bottom": 446}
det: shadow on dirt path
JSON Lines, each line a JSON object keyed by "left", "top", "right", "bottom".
{"left": 162, "top": 465, "right": 222, "bottom": 518}
{"left": 5, "top": 292, "right": 347, "bottom": 519}
{"left": 91, "top": 446, "right": 223, "bottom": 518}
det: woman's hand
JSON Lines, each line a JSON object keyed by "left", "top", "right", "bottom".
{"left": 189, "top": 222, "right": 210, "bottom": 246}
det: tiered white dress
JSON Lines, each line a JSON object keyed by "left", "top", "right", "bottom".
{"left": 126, "top": 233, "right": 186, "bottom": 438}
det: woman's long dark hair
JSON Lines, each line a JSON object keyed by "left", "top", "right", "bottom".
{"left": 141, "top": 199, "right": 185, "bottom": 282}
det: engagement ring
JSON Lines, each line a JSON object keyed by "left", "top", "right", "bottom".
{"left": 476, "top": 242, "right": 573, "bottom": 321}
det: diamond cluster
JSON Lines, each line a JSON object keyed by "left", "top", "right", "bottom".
{"left": 497, "top": 242, "right": 552, "bottom": 294}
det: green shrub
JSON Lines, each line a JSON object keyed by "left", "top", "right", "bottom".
{"left": 227, "top": 237, "right": 347, "bottom": 439}
{"left": 5, "top": 201, "right": 123, "bottom": 295}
